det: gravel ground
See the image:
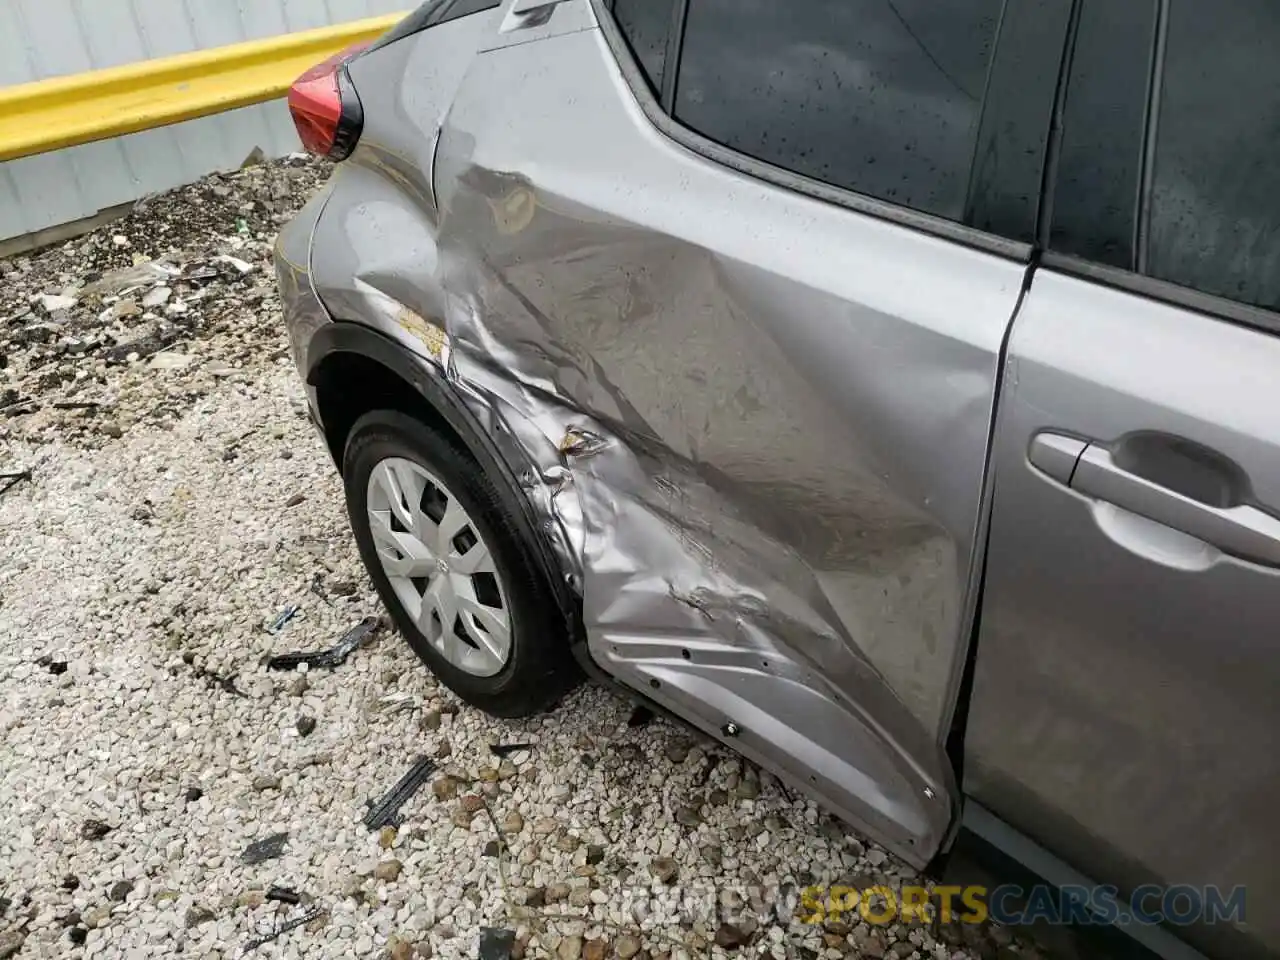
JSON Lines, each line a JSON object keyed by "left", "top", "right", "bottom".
{"left": 0, "top": 160, "right": 1021, "bottom": 960}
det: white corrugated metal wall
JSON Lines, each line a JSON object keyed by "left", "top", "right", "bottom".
{"left": 0, "top": 0, "right": 407, "bottom": 243}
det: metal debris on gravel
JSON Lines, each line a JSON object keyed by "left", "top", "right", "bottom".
{"left": 364, "top": 757, "right": 439, "bottom": 831}
{"left": 240, "top": 832, "right": 291, "bottom": 866}
{"left": 266, "top": 615, "right": 381, "bottom": 671}
{"left": 0, "top": 158, "right": 1022, "bottom": 960}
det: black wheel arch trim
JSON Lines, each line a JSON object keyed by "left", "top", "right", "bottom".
{"left": 304, "top": 320, "right": 605, "bottom": 678}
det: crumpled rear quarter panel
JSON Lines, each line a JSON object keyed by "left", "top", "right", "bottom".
{"left": 309, "top": 8, "right": 1026, "bottom": 864}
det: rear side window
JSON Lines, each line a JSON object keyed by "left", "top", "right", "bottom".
{"left": 1145, "top": 0, "right": 1280, "bottom": 313}
{"left": 366, "top": 0, "right": 500, "bottom": 53}
{"left": 670, "top": 0, "right": 1004, "bottom": 223}
{"left": 612, "top": 0, "right": 677, "bottom": 96}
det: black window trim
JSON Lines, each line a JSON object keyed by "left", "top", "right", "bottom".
{"left": 1134, "top": 0, "right": 1169, "bottom": 276}
{"left": 657, "top": 0, "right": 686, "bottom": 111}
{"left": 1042, "top": 252, "right": 1280, "bottom": 337}
{"left": 591, "top": 0, "right": 1032, "bottom": 263}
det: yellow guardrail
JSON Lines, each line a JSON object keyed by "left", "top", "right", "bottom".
{"left": 0, "top": 13, "right": 406, "bottom": 163}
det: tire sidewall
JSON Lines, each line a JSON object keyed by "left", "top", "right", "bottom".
{"left": 342, "top": 410, "right": 571, "bottom": 715}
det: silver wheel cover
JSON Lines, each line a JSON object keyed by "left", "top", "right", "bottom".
{"left": 366, "top": 457, "right": 512, "bottom": 677}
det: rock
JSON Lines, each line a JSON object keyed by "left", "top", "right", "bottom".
{"left": 149, "top": 351, "right": 194, "bottom": 371}
{"left": 556, "top": 833, "right": 581, "bottom": 852}
{"left": 142, "top": 287, "right": 171, "bottom": 308}
{"left": 557, "top": 934, "right": 583, "bottom": 960}
{"left": 330, "top": 579, "right": 358, "bottom": 596}
{"left": 237, "top": 890, "right": 266, "bottom": 909}
{"left": 435, "top": 741, "right": 453, "bottom": 758}
{"left": 585, "top": 843, "right": 605, "bottom": 865}
{"left": 431, "top": 776, "right": 459, "bottom": 801}
{"left": 700, "top": 843, "right": 723, "bottom": 866}
{"left": 81, "top": 819, "right": 112, "bottom": 840}
{"left": 111, "top": 299, "right": 141, "bottom": 320}
{"left": 715, "top": 924, "right": 750, "bottom": 949}
{"left": 252, "top": 774, "right": 281, "bottom": 792}
{"left": 502, "top": 810, "right": 524, "bottom": 834}
{"left": 288, "top": 675, "right": 310, "bottom": 696}
{"left": 483, "top": 839, "right": 500, "bottom": 858}
{"left": 60, "top": 875, "right": 80, "bottom": 891}
{"left": 545, "top": 882, "right": 571, "bottom": 904}
{"left": 524, "top": 887, "right": 546, "bottom": 908}
{"left": 420, "top": 709, "right": 442, "bottom": 731}
{"left": 664, "top": 738, "right": 692, "bottom": 764}
{"left": 497, "top": 759, "right": 518, "bottom": 780}
{"left": 183, "top": 786, "right": 203, "bottom": 802}
{"left": 582, "top": 939, "right": 608, "bottom": 960}
{"left": 83, "top": 906, "right": 112, "bottom": 928}
{"left": 890, "top": 942, "right": 917, "bottom": 958}
{"left": 374, "top": 859, "right": 403, "bottom": 882}
{"left": 108, "top": 879, "right": 134, "bottom": 901}
{"left": 296, "top": 715, "right": 316, "bottom": 737}
{"left": 185, "top": 905, "right": 217, "bottom": 928}
{"left": 568, "top": 887, "right": 592, "bottom": 908}
{"left": 675, "top": 805, "right": 702, "bottom": 827}
{"left": 450, "top": 807, "right": 474, "bottom": 829}
{"left": 733, "top": 777, "right": 760, "bottom": 800}
{"left": 477, "top": 766, "right": 499, "bottom": 782}
{"left": 460, "top": 794, "right": 485, "bottom": 814}
{"left": 615, "top": 935, "right": 642, "bottom": 959}
{"left": 650, "top": 857, "right": 679, "bottom": 884}
{"left": 379, "top": 826, "right": 397, "bottom": 849}
{"left": 0, "top": 931, "right": 26, "bottom": 958}
{"left": 861, "top": 930, "right": 887, "bottom": 959}
{"left": 708, "top": 788, "right": 728, "bottom": 806}
{"left": 38, "top": 293, "right": 78, "bottom": 312}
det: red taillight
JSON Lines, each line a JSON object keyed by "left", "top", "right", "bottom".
{"left": 288, "top": 43, "right": 368, "bottom": 160}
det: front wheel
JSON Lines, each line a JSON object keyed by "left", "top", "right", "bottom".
{"left": 342, "top": 409, "right": 579, "bottom": 717}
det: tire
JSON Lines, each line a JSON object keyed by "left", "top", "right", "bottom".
{"left": 342, "top": 409, "right": 580, "bottom": 717}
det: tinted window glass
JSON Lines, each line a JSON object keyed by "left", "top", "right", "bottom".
{"left": 1048, "top": 0, "right": 1156, "bottom": 269}
{"left": 1146, "top": 0, "right": 1280, "bottom": 312}
{"left": 614, "top": 0, "right": 676, "bottom": 96}
{"left": 672, "top": 0, "right": 1002, "bottom": 222}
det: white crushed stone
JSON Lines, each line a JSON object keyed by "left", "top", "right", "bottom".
{"left": 0, "top": 160, "right": 1006, "bottom": 960}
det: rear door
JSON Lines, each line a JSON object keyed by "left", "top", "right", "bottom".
{"left": 430, "top": 0, "right": 1070, "bottom": 865}
{"left": 966, "top": 2, "right": 1280, "bottom": 957}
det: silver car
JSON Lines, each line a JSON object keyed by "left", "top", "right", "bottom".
{"left": 274, "top": 1, "right": 1279, "bottom": 957}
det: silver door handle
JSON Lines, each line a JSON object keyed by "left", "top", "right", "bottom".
{"left": 1071, "top": 444, "right": 1280, "bottom": 567}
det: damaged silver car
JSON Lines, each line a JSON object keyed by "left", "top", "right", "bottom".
{"left": 274, "top": 1, "right": 1279, "bottom": 958}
